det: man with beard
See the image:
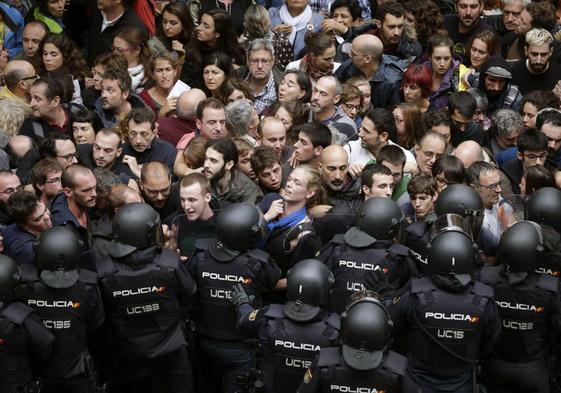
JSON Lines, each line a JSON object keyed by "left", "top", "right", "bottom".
{"left": 121, "top": 108, "right": 176, "bottom": 178}
{"left": 0, "top": 171, "right": 21, "bottom": 230}
{"left": 374, "top": 1, "right": 422, "bottom": 60}
{"left": 50, "top": 164, "right": 97, "bottom": 269}
{"left": 511, "top": 29, "right": 561, "bottom": 95}
{"left": 203, "top": 138, "right": 263, "bottom": 204}
{"left": 95, "top": 68, "right": 146, "bottom": 129}
{"left": 140, "top": 162, "right": 181, "bottom": 222}
{"left": 443, "top": 0, "right": 492, "bottom": 56}
{"left": 310, "top": 76, "right": 357, "bottom": 144}
{"left": 476, "top": 56, "right": 523, "bottom": 115}
{"left": 537, "top": 108, "right": 561, "bottom": 167}
{"left": 320, "top": 145, "right": 362, "bottom": 211}
{"left": 4, "top": 191, "right": 52, "bottom": 265}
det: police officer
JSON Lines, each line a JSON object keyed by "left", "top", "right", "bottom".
{"left": 317, "top": 197, "right": 415, "bottom": 313}
{"left": 526, "top": 187, "right": 561, "bottom": 277}
{"left": 297, "top": 290, "right": 420, "bottom": 393}
{"left": 403, "top": 184, "right": 484, "bottom": 275}
{"left": 480, "top": 221, "right": 561, "bottom": 393}
{"left": 18, "top": 227, "right": 104, "bottom": 393}
{"left": 0, "top": 255, "right": 54, "bottom": 393}
{"left": 390, "top": 217, "right": 501, "bottom": 393}
{"left": 231, "top": 259, "right": 339, "bottom": 393}
{"left": 188, "top": 202, "right": 282, "bottom": 393}
{"left": 96, "top": 202, "right": 197, "bottom": 393}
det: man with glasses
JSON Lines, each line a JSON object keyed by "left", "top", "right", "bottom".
{"left": 30, "top": 158, "right": 64, "bottom": 207}
{"left": 121, "top": 108, "right": 176, "bottom": 178}
{"left": 140, "top": 162, "right": 181, "bottom": 222}
{"left": 3, "top": 191, "right": 52, "bottom": 265}
{"left": 0, "top": 60, "right": 37, "bottom": 103}
{"left": 500, "top": 127, "right": 551, "bottom": 195}
{"left": 20, "top": 77, "right": 76, "bottom": 143}
{"left": 0, "top": 171, "right": 22, "bottom": 231}
{"left": 242, "top": 39, "right": 281, "bottom": 115}
{"left": 467, "top": 161, "right": 517, "bottom": 258}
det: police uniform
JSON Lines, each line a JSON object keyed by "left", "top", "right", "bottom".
{"left": 237, "top": 303, "right": 339, "bottom": 393}
{"left": 318, "top": 235, "right": 416, "bottom": 313}
{"left": 19, "top": 265, "right": 104, "bottom": 393}
{"left": 389, "top": 277, "right": 501, "bottom": 393}
{"left": 188, "top": 239, "right": 281, "bottom": 393}
{"left": 480, "top": 266, "right": 561, "bottom": 393}
{"left": 402, "top": 221, "right": 431, "bottom": 276}
{"left": 96, "top": 247, "right": 197, "bottom": 393}
{"left": 297, "top": 347, "right": 420, "bottom": 393}
{"left": 0, "top": 301, "right": 54, "bottom": 393}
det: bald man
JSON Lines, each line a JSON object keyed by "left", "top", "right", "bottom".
{"left": 140, "top": 161, "right": 182, "bottom": 221}
{"left": 320, "top": 145, "right": 362, "bottom": 208}
{"left": 257, "top": 116, "right": 293, "bottom": 163}
{"left": 452, "top": 140, "right": 485, "bottom": 169}
{"left": 158, "top": 88, "right": 207, "bottom": 147}
{"left": 0, "top": 60, "right": 37, "bottom": 103}
{"left": 311, "top": 76, "right": 357, "bottom": 144}
{"left": 334, "top": 34, "right": 403, "bottom": 108}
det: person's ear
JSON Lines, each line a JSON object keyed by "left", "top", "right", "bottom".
{"left": 379, "top": 131, "right": 389, "bottom": 142}
{"left": 196, "top": 119, "right": 202, "bottom": 130}
{"left": 333, "top": 94, "right": 341, "bottom": 106}
{"left": 204, "top": 192, "right": 212, "bottom": 203}
{"left": 517, "top": 151, "right": 523, "bottom": 161}
{"left": 117, "top": 146, "right": 123, "bottom": 157}
{"left": 63, "top": 187, "right": 73, "bottom": 199}
{"left": 305, "top": 189, "right": 317, "bottom": 200}
{"left": 225, "top": 160, "right": 234, "bottom": 171}
{"left": 524, "top": 46, "right": 529, "bottom": 58}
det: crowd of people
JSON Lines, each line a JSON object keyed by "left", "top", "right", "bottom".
{"left": 1, "top": 0, "right": 561, "bottom": 390}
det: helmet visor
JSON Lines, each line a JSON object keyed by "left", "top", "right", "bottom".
{"left": 430, "top": 214, "right": 474, "bottom": 242}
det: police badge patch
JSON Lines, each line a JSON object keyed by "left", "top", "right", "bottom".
{"left": 304, "top": 369, "right": 312, "bottom": 383}
{"left": 249, "top": 310, "right": 258, "bottom": 321}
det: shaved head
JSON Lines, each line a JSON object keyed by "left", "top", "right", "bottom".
{"left": 353, "top": 34, "right": 384, "bottom": 59}
{"left": 320, "top": 145, "right": 349, "bottom": 191}
{"left": 177, "top": 88, "right": 207, "bottom": 120}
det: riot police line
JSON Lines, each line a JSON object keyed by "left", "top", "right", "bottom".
{"left": 1, "top": 186, "right": 561, "bottom": 393}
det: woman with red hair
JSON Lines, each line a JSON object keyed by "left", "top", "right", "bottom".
{"left": 401, "top": 63, "right": 432, "bottom": 113}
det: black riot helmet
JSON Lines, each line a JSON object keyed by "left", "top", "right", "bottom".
{"left": 110, "top": 202, "right": 163, "bottom": 258}
{"left": 345, "top": 197, "right": 403, "bottom": 247}
{"left": 35, "top": 226, "right": 82, "bottom": 288}
{"left": 284, "top": 259, "right": 334, "bottom": 322}
{"left": 210, "top": 203, "right": 266, "bottom": 262}
{"left": 36, "top": 226, "right": 81, "bottom": 271}
{"left": 435, "top": 184, "right": 484, "bottom": 238}
{"left": 427, "top": 215, "right": 478, "bottom": 285}
{"left": 526, "top": 187, "right": 561, "bottom": 233}
{"left": 340, "top": 291, "right": 393, "bottom": 370}
{"left": 497, "top": 221, "right": 544, "bottom": 284}
{"left": 0, "top": 255, "right": 22, "bottom": 303}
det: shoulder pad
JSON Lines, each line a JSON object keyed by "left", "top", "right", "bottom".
{"left": 479, "top": 266, "right": 503, "bottom": 286}
{"left": 157, "top": 249, "right": 180, "bottom": 268}
{"left": 78, "top": 269, "right": 98, "bottom": 285}
{"left": 410, "top": 277, "right": 433, "bottom": 294}
{"left": 1, "top": 302, "right": 33, "bottom": 325}
{"left": 388, "top": 244, "right": 409, "bottom": 257}
{"left": 325, "top": 313, "right": 341, "bottom": 331}
{"left": 537, "top": 274, "right": 559, "bottom": 293}
{"left": 383, "top": 351, "right": 407, "bottom": 376}
{"left": 194, "top": 238, "right": 213, "bottom": 251}
{"left": 247, "top": 248, "right": 270, "bottom": 264}
{"left": 405, "top": 222, "right": 427, "bottom": 237}
{"left": 19, "top": 264, "right": 39, "bottom": 282}
{"left": 264, "top": 304, "right": 285, "bottom": 319}
{"left": 317, "top": 347, "right": 343, "bottom": 368}
{"left": 330, "top": 234, "right": 345, "bottom": 245}
{"left": 472, "top": 281, "right": 495, "bottom": 298}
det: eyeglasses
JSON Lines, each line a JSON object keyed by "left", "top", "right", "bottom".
{"left": 45, "top": 177, "right": 61, "bottom": 184}
{"left": 342, "top": 102, "right": 361, "bottom": 112}
{"left": 523, "top": 152, "right": 548, "bottom": 161}
{"left": 476, "top": 179, "right": 503, "bottom": 190}
{"left": 112, "top": 46, "right": 133, "bottom": 54}
{"left": 57, "top": 153, "right": 76, "bottom": 162}
{"left": 143, "top": 183, "right": 171, "bottom": 197}
{"left": 21, "top": 75, "right": 39, "bottom": 81}
{"left": 248, "top": 58, "right": 272, "bottom": 65}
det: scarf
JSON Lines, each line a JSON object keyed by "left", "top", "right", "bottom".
{"left": 267, "top": 207, "right": 307, "bottom": 233}
{"left": 300, "top": 53, "right": 333, "bottom": 80}
{"left": 129, "top": 63, "right": 145, "bottom": 92}
{"left": 279, "top": 4, "right": 312, "bottom": 45}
